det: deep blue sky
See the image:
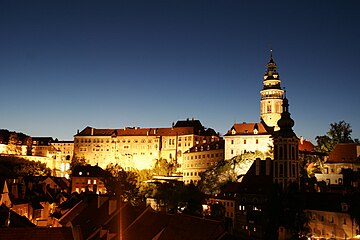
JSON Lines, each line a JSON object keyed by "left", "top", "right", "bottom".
{"left": 0, "top": 0, "right": 359, "bottom": 142}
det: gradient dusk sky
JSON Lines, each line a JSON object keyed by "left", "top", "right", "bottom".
{"left": 0, "top": 0, "right": 359, "bottom": 142}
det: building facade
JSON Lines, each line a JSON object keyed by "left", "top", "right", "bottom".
{"left": 224, "top": 122, "right": 273, "bottom": 160}
{"left": 71, "top": 165, "right": 110, "bottom": 194}
{"left": 182, "top": 140, "right": 224, "bottom": 184}
{"left": 73, "top": 119, "right": 220, "bottom": 171}
{"left": 224, "top": 51, "right": 285, "bottom": 160}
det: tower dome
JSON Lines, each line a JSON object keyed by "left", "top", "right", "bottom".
{"left": 260, "top": 50, "right": 284, "bottom": 130}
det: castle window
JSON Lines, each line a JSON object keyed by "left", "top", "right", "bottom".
{"left": 244, "top": 140, "right": 246, "bottom": 144}
{"left": 267, "top": 104, "right": 272, "bottom": 113}
{"left": 256, "top": 139, "right": 258, "bottom": 144}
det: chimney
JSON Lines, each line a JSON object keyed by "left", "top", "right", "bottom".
{"left": 11, "top": 184, "right": 19, "bottom": 199}
{"left": 108, "top": 199, "right": 117, "bottom": 215}
{"left": 266, "top": 157, "right": 272, "bottom": 176}
{"left": 91, "top": 128, "right": 94, "bottom": 136}
{"left": 300, "top": 136, "right": 304, "bottom": 144}
{"left": 98, "top": 195, "right": 108, "bottom": 208}
{"left": 255, "top": 158, "right": 261, "bottom": 176}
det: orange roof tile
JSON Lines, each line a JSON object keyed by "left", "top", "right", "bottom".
{"left": 225, "top": 122, "right": 269, "bottom": 135}
{"left": 0, "top": 227, "right": 74, "bottom": 240}
{"left": 299, "top": 139, "right": 315, "bottom": 152}
{"left": 77, "top": 126, "right": 201, "bottom": 137}
{"left": 327, "top": 143, "right": 360, "bottom": 163}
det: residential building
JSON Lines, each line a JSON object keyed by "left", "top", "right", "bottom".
{"left": 182, "top": 140, "right": 224, "bottom": 184}
{"left": 71, "top": 165, "right": 110, "bottom": 194}
{"left": 224, "top": 122, "right": 272, "bottom": 160}
{"left": 0, "top": 129, "right": 31, "bottom": 155}
{"left": 73, "top": 119, "right": 220, "bottom": 172}
{"left": 49, "top": 140, "right": 74, "bottom": 178}
{"left": 208, "top": 182, "right": 241, "bottom": 233}
{"left": 323, "top": 143, "right": 360, "bottom": 174}
{"left": 304, "top": 192, "right": 359, "bottom": 239}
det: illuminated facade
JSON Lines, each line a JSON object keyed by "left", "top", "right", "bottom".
{"left": 224, "top": 122, "right": 272, "bottom": 160}
{"left": 224, "top": 52, "right": 286, "bottom": 160}
{"left": 31, "top": 138, "right": 73, "bottom": 178}
{"left": 304, "top": 193, "right": 360, "bottom": 239}
{"left": 182, "top": 140, "right": 224, "bottom": 184}
{"left": 71, "top": 165, "right": 109, "bottom": 194}
{"left": 260, "top": 50, "right": 284, "bottom": 130}
{"left": 73, "top": 119, "right": 220, "bottom": 171}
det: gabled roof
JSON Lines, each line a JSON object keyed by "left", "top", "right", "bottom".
{"left": 225, "top": 122, "right": 270, "bottom": 136}
{"left": 123, "top": 207, "right": 228, "bottom": 240}
{"left": 123, "top": 207, "right": 171, "bottom": 240}
{"left": 157, "top": 214, "right": 226, "bottom": 240}
{"left": 301, "top": 192, "right": 349, "bottom": 213}
{"left": 0, "top": 204, "right": 35, "bottom": 227}
{"left": 238, "top": 160, "right": 274, "bottom": 195}
{"left": 327, "top": 143, "right": 360, "bottom": 163}
{"left": 0, "top": 227, "right": 73, "bottom": 240}
{"left": 58, "top": 196, "right": 91, "bottom": 225}
{"left": 299, "top": 139, "right": 315, "bottom": 152}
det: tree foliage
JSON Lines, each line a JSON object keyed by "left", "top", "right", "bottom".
{"left": 315, "top": 120, "right": 355, "bottom": 153}
{"left": 153, "top": 158, "right": 178, "bottom": 176}
{"left": 104, "top": 163, "right": 140, "bottom": 205}
{"left": 199, "top": 151, "right": 271, "bottom": 195}
{"left": 0, "top": 155, "right": 51, "bottom": 177}
{"left": 153, "top": 181, "right": 204, "bottom": 216}
{"left": 70, "top": 156, "right": 88, "bottom": 171}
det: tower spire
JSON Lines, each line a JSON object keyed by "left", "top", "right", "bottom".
{"left": 260, "top": 50, "right": 284, "bottom": 130}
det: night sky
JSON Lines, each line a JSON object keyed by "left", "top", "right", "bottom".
{"left": 0, "top": 0, "right": 359, "bottom": 142}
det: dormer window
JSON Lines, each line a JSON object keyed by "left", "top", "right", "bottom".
{"left": 254, "top": 129, "right": 258, "bottom": 134}
{"left": 79, "top": 172, "right": 82, "bottom": 175}
{"left": 231, "top": 129, "right": 236, "bottom": 135}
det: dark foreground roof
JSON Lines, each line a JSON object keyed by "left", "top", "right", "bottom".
{"left": 123, "top": 207, "right": 228, "bottom": 240}
{"left": 0, "top": 227, "right": 74, "bottom": 240}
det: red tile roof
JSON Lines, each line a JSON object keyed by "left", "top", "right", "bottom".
{"left": 327, "top": 143, "right": 360, "bottom": 163}
{"left": 123, "top": 207, "right": 227, "bottom": 240}
{"left": 225, "top": 122, "right": 269, "bottom": 135}
{"left": 76, "top": 126, "right": 201, "bottom": 137}
{"left": 299, "top": 139, "right": 315, "bottom": 152}
{"left": 123, "top": 207, "right": 171, "bottom": 240}
{"left": 158, "top": 214, "right": 226, "bottom": 240}
{"left": 0, "top": 227, "right": 74, "bottom": 240}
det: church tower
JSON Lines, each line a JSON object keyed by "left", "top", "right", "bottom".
{"left": 272, "top": 96, "right": 300, "bottom": 190}
{"left": 260, "top": 50, "right": 284, "bottom": 131}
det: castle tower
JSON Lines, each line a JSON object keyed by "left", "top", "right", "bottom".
{"left": 272, "top": 96, "right": 300, "bottom": 190}
{"left": 260, "top": 50, "right": 284, "bottom": 130}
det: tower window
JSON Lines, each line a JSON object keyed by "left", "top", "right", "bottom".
{"left": 267, "top": 105, "right": 272, "bottom": 113}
